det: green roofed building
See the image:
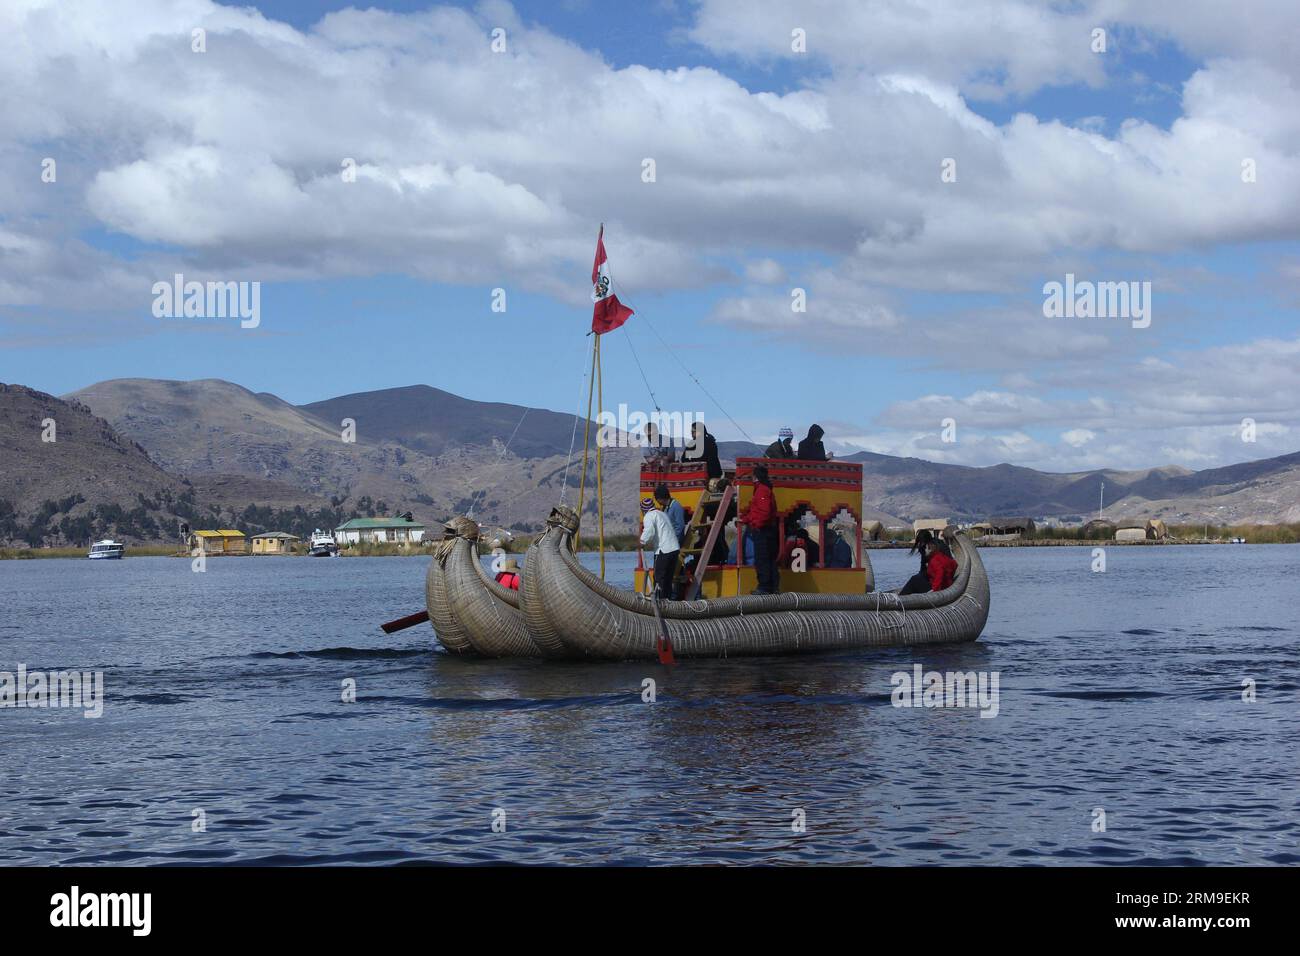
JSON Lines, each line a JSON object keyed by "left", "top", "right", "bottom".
{"left": 334, "top": 515, "right": 426, "bottom": 546}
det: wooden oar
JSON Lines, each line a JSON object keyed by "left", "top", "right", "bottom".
{"left": 650, "top": 592, "right": 676, "bottom": 666}
{"left": 381, "top": 610, "right": 429, "bottom": 634}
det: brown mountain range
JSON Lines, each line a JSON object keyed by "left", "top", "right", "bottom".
{"left": 1, "top": 377, "right": 1296, "bottom": 546}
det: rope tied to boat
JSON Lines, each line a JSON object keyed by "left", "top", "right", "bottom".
{"left": 874, "top": 589, "right": 906, "bottom": 630}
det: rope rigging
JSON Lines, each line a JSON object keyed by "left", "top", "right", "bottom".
{"left": 608, "top": 273, "right": 756, "bottom": 445}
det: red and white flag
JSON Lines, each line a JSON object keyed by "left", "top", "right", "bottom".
{"left": 591, "top": 225, "right": 634, "bottom": 334}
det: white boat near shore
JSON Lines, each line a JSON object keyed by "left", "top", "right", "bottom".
{"left": 308, "top": 529, "right": 339, "bottom": 557}
{"left": 88, "top": 539, "right": 125, "bottom": 560}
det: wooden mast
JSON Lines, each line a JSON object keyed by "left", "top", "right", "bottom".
{"left": 577, "top": 224, "right": 608, "bottom": 578}
{"left": 595, "top": 328, "right": 606, "bottom": 579}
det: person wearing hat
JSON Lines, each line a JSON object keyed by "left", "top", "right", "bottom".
{"left": 640, "top": 484, "right": 682, "bottom": 600}
{"left": 765, "top": 427, "right": 795, "bottom": 459}
{"left": 739, "top": 464, "right": 780, "bottom": 594}
{"left": 494, "top": 557, "right": 522, "bottom": 590}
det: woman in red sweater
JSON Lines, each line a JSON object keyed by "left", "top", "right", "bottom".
{"left": 898, "top": 531, "right": 956, "bottom": 595}
{"left": 926, "top": 542, "right": 957, "bottom": 592}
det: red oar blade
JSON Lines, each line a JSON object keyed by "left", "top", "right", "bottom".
{"left": 649, "top": 594, "right": 677, "bottom": 666}
{"left": 381, "top": 610, "right": 429, "bottom": 634}
{"left": 656, "top": 633, "right": 676, "bottom": 666}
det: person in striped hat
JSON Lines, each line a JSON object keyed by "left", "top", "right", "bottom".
{"left": 765, "top": 426, "right": 795, "bottom": 459}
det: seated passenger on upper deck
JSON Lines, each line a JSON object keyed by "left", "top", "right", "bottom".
{"left": 642, "top": 422, "right": 675, "bottom": 467}
{"left": 797, "top": 424, "right": 832, "bottom": 461}
{"left": 681, "top": 421, "right": 722, "bottom": 479}
{"left": 764, "top": 426, "right": 794, "bottom": 459}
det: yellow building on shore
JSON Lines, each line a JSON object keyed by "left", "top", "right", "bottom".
{"left": 251, "top": 532, "right": 299, "bottom": 554}
{"left": 188, "top": 529, "right": 248, "bottom": 555}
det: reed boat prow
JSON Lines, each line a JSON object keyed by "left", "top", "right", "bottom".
{"left": 425, "top": 516, "right": 540, "bottom": 657}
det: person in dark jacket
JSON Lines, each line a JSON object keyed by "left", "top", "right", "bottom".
{"left": 764, "top": 426, "right": 795, "bottom": 459}
{"left": 825, "top": 526, "right": 852, "bottom": 568}
{"left": 797, "top": 423, "right": 830, "bottom": 461}
{"left": 681, "top": 421, "right": 722, "bottom": 479}
{"left": 780, "top": 526, "right": 820, "bottom": 568}
{"left": 897, "top": 530, "right": 932, "bottom": 594}
{"left": 798, "top": 528, "right": 820, "bottom": 567}
{"left": 740, "top": 465, "right": 780, "bottom": 594}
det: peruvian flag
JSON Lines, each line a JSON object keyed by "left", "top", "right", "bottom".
{"left": 591, "top": 224, "right": 634, "bottom": 334}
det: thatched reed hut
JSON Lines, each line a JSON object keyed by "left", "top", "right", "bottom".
{"left": 1114, "top": 518, "right": 1168, "bottom": 542}
{"left": 1082, "top": 519, "right": 1116, "bottom": 539}
{"left": 862, "top": 520, "right": 884, "bottom": 541}
{"left": 912, "top": 518, "right": 951, "bottom": 534}
{"left": 987, "top": 516, "right": 1036, "bottom": 535}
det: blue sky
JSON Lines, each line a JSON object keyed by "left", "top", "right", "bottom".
{"left": 2, "top": 0, "right": 1297, "bottom": 472}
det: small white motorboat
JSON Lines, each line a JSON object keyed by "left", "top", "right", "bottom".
{"left": 308, "top": 529, "right": 339, "bottom": 557}
{"left": 88, "top": 539, "right": 126, "bottom": 560}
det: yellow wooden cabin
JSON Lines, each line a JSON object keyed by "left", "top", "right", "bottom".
{"left": 633, "top": 457, "right": 867, "bottom": 598}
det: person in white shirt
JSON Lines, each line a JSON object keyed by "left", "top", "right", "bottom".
{"left": 641, "top": 485, "right": 681, "bottom": 600}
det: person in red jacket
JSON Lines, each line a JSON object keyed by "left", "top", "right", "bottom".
{"left": 926, "top": 542, "right": 957, "bottom": 592}
{"left": 740, "top": 465, "right": 780, "bottom": 594}
{"left": 494, "top": 557, "right": 521, "bottom": 590}
{"left": 898, "top": 533, "right": 957, "bottom": 595}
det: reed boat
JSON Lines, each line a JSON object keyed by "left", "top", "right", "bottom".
{"left": 416, "top": 230, "right": 989, "bottom": 659}
{"left": 422, "top": 459, "right": 990, "bottom": 660}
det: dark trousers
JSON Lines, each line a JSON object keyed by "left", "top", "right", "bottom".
{"left": 752, "top": 526, "right": 779, "bottom": 594}
{"left": 899, "top": 571, "right": 931, "bottom": 595}
{"left": 653, "top": 549, "right": 680, "bottom": 600}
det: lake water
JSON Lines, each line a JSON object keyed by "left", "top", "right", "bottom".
{"left": 1, "top": 545, "right": 1297, "bottom": 865}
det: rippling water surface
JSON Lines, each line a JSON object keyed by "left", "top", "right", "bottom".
{"left": 2, "top": 545, "right": 1297, "bottom": 865}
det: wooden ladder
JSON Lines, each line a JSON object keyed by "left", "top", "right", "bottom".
{"left": 671, "top": 481, "right": 737, "bottom": 601}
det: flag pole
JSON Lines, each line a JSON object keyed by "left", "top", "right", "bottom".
{"left": 577, "top": 337, "right": 597, "bottom": 554}
{"left": 596, "top": 330, "right": 606, "bottom": 579}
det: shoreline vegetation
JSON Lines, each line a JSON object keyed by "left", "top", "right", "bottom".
{"left": 3, "top": 523, "right": 1298, "bottom": 559}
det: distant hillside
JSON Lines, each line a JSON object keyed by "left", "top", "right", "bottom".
{"left": 835, "top": 450, "right": 1300, "bottom": 524}
{"left": 0, "top": 383, "right": 192, "bottom": 545}
{"left": 1, "top": 383, "right": 379, "bottom": 547}
{"left": 68, "top": 377, "right": 645, "bottom": 534}
{"left": 56, "top": 377, "right": 1300, "bottom": 532}
{"left": 300, "top": 385, "right": 579, "bottom": 459}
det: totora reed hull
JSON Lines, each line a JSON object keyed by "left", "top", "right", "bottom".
{"left": 425, "top": 508, "right": 989, "bottom": 660}
{"left": 425, "top": 517, "right": 541, "bottom": 657}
